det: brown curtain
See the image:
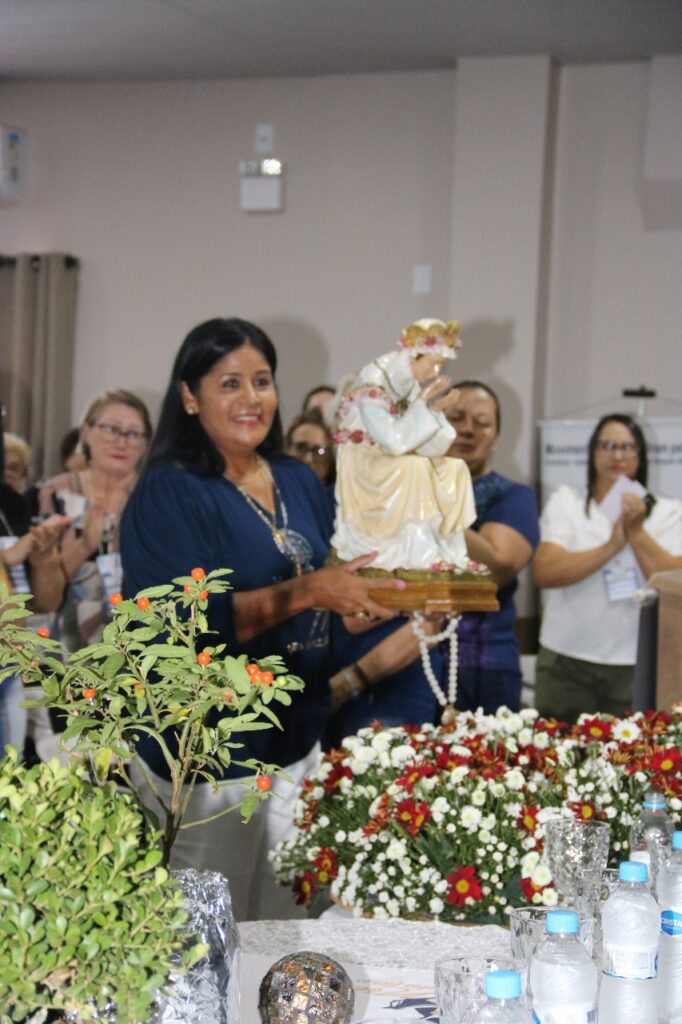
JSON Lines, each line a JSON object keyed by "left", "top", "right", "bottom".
{"left": 0, "top": 253, "right": 79, "bottom": 480}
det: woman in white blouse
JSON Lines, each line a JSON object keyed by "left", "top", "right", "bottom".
{"left": 533, "top": 413, "right": 682, "bottom": 721}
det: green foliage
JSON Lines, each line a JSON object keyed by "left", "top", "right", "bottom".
{"left": 0, "top": 570, "right": 305, "bottom": 863}
{"left": 0, "top": 751, "right": 204, "bottom": 1024}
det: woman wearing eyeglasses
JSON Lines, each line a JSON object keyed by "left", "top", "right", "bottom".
{"left": 533, "top": 413, "right": 682, "bottom": 721}
{"left": 285, "top": 409, "right": 335, "bottom": 485}
{"left": 39, "top": 389, "right": 152, "bottom": 651}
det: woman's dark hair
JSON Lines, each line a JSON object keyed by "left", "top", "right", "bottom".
{"left": 587, "top": 413, "right": 648, "bottom": 507}
{"left": 147, "top": 317, "right": 283, "bottom": 475}
{"left": 451, "top": 379, "right": 501, "bottom": 434}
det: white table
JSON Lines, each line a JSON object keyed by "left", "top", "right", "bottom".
{"left": 239, "top": 909, "right": 510, "bottom": 1022}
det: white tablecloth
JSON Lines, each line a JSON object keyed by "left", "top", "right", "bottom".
{"left": 239, "top": 909, "right": 510, "bottom": 1022}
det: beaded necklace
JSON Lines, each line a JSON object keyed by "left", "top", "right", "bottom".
{"left": 410, "top": 612, "right": 461, "bottom": 725}
{"left": 233, "top": 458, "right": 312, "bottom": 576}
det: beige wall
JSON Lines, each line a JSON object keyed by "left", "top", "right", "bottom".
{"left": 1, "top": 58, "right": 680, "bottom": 478}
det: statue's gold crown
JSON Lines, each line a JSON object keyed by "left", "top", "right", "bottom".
{"left": 398, "top": 318, "right": 461, "bottom": 351}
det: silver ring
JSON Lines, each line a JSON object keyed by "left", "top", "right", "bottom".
{"left": 354, "top": 612, "right": 371, "bottom": 621}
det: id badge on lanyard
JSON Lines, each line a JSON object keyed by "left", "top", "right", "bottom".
{"left": 602, "top": 548, "right": 639, "bottom": 603}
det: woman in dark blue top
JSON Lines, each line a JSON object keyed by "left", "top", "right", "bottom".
{"left": 120, "top": 317, "right": 398, "bottom": 918}
{"left": 446, "top": 381, "right": 540, "bottom": 713}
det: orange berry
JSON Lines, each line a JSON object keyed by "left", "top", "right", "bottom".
{"left": 191, "top": 567, "right": 206, "bottom": 581}
{"left": 136, "top": 596, "right": 150, "bottom": 610}
{"left": 36, "top": 627, "right": 49, "bottom": 638}
{"left": 83, "top": 687, "right": 96, "bottom": 700}
{"left": 109, "top": 593, "right": 123, "bottom": 606}
{"left": 198, "top": 590, "right": 209, "bottom": 601}
{"left": 223, "top": 691, "right": 233, "bottom": 702}
{"left": 260, "top": 671, "right": 274, "bottom": 686}
{"left": 183, "top": 584, "right": 192, "bottom": 593}
{"left": 246, "top": 662, "right": 260, "bottom": 677}
{"left": 257, "top": 776, "right": 271, "bottom": 792}
{"left": 134, "top": 681, "right": 143, "bottom": 690}
{"left": 197, "top": 652, "right": 211, "bottom": 667}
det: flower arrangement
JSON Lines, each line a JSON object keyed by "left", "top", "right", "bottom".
{"left": 272, "top": 706, "right": 682, "bottom": 924}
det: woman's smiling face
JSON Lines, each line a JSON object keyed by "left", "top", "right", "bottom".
{"left": 181, "top": 342, "right": 278, "bottom": 460}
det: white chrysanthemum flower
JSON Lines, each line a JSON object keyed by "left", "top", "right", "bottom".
{"left": 472, "top": 789, "right": 487, "bottom": 807}
{"left": 317, "top": 815, "right": 330, "bottom": 828}
{"left": 429, "top": 897, "right": 445, "bottom": 915}
{"left": 521, "top": 851, "right": 540, "bottom": 875}
{"left": 612, "top": 719, "right": 641, "bottom": 742}
{"left": 478, "top": 829, "right": 493, "bottom": 845}
{"left": 390, "top": 744, "right": 416, "bottom": 766}
{"left": 531, "top": 864, "right": 552, "bottom": 888}
{"left": 461, "top": 806, "right": 482, "bottom": 830}
{"left": 481, "top": 814, "right": 497, "bottom": 830}
{"left": 450, "top": 766, "right": 469, "bottom": 784}
{"left": 534, "top": 732, "right": 550, "bottom": 750}
{"left": 371, "top": 731, "right": 392, "bottom": 752}
{"left": 518, "top": 728, "right": 534, "bottom": 747}
{"left": 386, "top": 838, "right": 407, "bottom": 861}
{"left": 542, "top": 887, "right": 559, "bottom": 907}
{"left": 505, "top": 769, "right": 525, "bottom": 791}
{"left": 334, "top": 830, "right": 347, "bottom": 843}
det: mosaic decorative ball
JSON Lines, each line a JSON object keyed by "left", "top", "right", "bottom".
{"left": 258, "top": 949, "right": 355, "bottom": 1023}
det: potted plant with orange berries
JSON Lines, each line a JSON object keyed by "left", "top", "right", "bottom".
{"left": 0, "top": 567, "right": 304, "bottom": 1024}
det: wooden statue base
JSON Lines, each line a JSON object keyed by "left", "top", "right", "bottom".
{"left": 368, "top": 578, "right": 499, "bottom": 615}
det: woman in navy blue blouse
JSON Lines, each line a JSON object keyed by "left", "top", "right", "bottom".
{"left": 446, "top": 381, "right": 540, "bottom": 713}
{"left": 120, "top": 317, "right": 398, "bottom": 918}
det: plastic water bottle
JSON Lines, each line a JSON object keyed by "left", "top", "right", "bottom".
{"left": 659, "top": 831, "right": 682, "bottom": 1023}
{"left": 470, "top": 970, "right": 531, "bottom": 1022}
{"left": 529, "top": 908, "right": 597, "bottom": 1023}
{"left": 630, "top": 789, "right": 674, "bottom": 895}
{"left": 598, "top": 860, "right": 659, "bottom": 1023}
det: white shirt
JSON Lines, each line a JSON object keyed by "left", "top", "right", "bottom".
{"left": 538, "top": 485, "right": 682, "bottom": 665}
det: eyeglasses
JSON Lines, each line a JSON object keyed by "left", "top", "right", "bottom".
{"left": 92, "top": 422, "right": 148, "bottom": 447}
{"left": 289, "top": 441, "right": 331, "bottom": 461}
{"left": 595, "top": 440, "right": 638, "bottom": 455}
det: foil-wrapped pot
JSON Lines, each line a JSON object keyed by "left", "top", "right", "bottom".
{"left": 155, "top": 869, "right": 241, "bottom": 1024}
{"left": 258, "top": 950, "right": 354, "bottom": 1023}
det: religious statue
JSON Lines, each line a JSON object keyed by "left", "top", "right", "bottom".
{"left": 330, "top": 318, "right": 476, "bottom": 575}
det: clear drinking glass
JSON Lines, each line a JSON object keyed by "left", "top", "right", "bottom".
{"left": 509, "top": 904, "right": 594, "bottom": 962}
{"left": 542, "top": 818, "right": 611, "bottom": 900}
{"left": 434, "top": 955, "right": 528, "bottom": 1024}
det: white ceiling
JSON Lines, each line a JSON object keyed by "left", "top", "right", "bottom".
{"left": 1, "top": 0, "right": 682, "bottom": 82}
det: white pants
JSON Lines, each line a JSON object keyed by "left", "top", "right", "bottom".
{"left": 130, "top": 743, "right": 320, "bottom": 922}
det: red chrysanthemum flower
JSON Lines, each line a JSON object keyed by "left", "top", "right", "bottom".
{"left": 568, "top": 800, "right": 598, "bottom": 821}
{"left": 293, "top": 869, "right": 317, "bottom": 905}
{"left": 519, "top": 876, "right": 548, "bottom": 902}
{"left": 323, "top": 762, "right": 353, "bottom": 793}
{"left": 578, "top": 716, "right": 612, "bottom": 743}
{"left": 395, "top": 798, "right": 432, "bottom": 837}
{"left": 650, "top": 748, "right": 682, "bottom": 775}
{"left": 312, "top": 847, "right": 338, "bottom": 884}
{"left": 518, "top": 804, "right": 540, "bottom": 834}
{"left": 446, "top": 865, "right": 483, "bottom": 908}
{"left": 535, "top": 717, "right": 568, "bottom": 736}
{"left": 396, "top": 762, "right": 437, "bottom": 794}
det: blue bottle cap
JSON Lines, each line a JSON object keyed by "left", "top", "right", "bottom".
{"left": 643, "top": 791, "right": 667, "bottom": 810}
{"left": 673, "top": 832, "right": 682, "bottom": 850}
{"left": 546, "top": 909, "right": 579, "bottom": 934}
{"left": 620, "top": 860, "right": 648, "bottom": 882}
{"left": 485, "top": 970, "right": 521, "bottom": 1000}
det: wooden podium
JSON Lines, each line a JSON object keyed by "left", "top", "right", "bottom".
{"left": 648, "top": 569, "right": 682, "bottom": 710}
